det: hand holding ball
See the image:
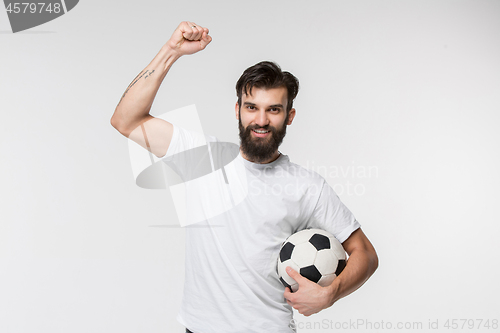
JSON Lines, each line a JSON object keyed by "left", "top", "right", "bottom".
{"left": 277, "top": 229, "right": 346, "bottom": 292}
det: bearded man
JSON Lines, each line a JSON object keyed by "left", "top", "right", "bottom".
{"left": 111, "top": 21, "right": 378, "bottom": 333}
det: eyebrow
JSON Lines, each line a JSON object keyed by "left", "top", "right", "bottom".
{"left": 243, "top": 102, "right": 284, "bottom": 108}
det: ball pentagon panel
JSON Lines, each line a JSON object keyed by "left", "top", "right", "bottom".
{"left": 290, "top": 242, "right": 317, "bottom": 268}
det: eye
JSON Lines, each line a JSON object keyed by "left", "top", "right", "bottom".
{"left": 270, "top": 108, "right": 280, "bottom": 112}
{"left": 247, "top": 105, "right": 256, "bottom": 110}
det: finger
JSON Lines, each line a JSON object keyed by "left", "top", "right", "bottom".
{"left": 193, "top": 24, "right": 209, "bottom": 40}
{"left": 186, "top": 21, "right": 203, "bottom": 40}
{"left": 180, "top": 22, "right": 194, "bottom": 40}
{"left": 170, "top": 21, "right": 190, "bottom": 43}
{"left": 286, "top": 266, "right": 303, "bottom": 282}
{"left": 190, "top": 26, "right": 203, "bottom": 40}
{"left": 200, "top": 31, "right": 212, "bottom": 49}
{"left": 287, "top": 267, "right": 313, "bottom": 286}
{"left": 181, "top": 21, "right": 200, "bottom": 40}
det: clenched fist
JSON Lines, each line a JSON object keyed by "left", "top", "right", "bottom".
{"left": 166, "top": 21, "right": 212, "bottom": 56}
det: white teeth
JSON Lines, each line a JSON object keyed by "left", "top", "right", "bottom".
{"left": 253, "top": 129, "right": 269, "bottom": 134}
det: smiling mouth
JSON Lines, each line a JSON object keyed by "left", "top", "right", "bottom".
{"left": 251, "top": 129, "right": 271, "bottom": 137}
{"left": 252, "top": 129, "right": 270, "bottom": 134}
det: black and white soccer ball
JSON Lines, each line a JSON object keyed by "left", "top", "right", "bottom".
{"left": 277, "top": 228, "right": 347, "bottom": 292}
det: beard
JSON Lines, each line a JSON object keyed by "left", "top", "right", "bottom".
{"left": 238, "top": 112, "right": 288, "bottom": 163}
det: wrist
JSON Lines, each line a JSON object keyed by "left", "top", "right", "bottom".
{"left": 149, "top": 44, "right": 181, "bottom": 73}
{"left": 326, "top": 279, "right": 341, "bottom": 307}
{"left": 160, "top": 43, "right": 182, "bottom": 60}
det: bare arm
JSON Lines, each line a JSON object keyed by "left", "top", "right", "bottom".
{"left": 110, "top": 21, "right": 212, "bottom": 158}
{"left": 326, "top": 228, "right": 379, "bottom": 304}
{"left": 284, "top": 228, "right": 378, "bottom": 316}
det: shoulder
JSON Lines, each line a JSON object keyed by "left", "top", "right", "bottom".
{"left": 280, "top": 156, "right": 326, "bottom": 186}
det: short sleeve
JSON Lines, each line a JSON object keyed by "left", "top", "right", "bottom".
{"left": 160, "top": 123, "right": 214, "bottom": 183}
{"left": 162, "top": 123, "right": 207, "bottom": 160}
{"left": 306, "top": 179, "right": 361, "bottom": 243}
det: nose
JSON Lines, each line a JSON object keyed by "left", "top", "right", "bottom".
{"left": 254, "top": 109, "right": 269, "bottom": 128}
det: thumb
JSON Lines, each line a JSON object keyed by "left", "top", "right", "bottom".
{"left": 199, "top": 30, "right": 212, "bottom": 50}
{"left": 286, "top": 266, "right": 305, "bottom": 283}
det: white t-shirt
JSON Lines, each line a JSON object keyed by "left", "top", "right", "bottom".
{"left": 161, "top": 124, "right": 361, "bottom": 333}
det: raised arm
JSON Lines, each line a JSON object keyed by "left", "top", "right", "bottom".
{"left": 110, "top": 21, "right": 212, "bottom": 158}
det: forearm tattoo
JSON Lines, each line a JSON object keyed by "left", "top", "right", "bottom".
{"left": 117, "top": 69, "right": 156, "bottom": 107}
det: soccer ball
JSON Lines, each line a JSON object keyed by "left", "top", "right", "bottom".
{"left": 277, "top": 228, "right": 347, "bottom": 292}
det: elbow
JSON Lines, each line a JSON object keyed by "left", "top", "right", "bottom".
{"left": 110, "top": 115, "right": 120, "bottom": 130}
{"left": 110, "top": 115, "right": 130, "bottom": 137}
{"left": 110, "top": 108, "right": 121, "bottom": 129}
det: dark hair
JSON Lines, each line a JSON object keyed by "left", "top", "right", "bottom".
{"left": 236, "top": 61, "right": 299, "bottom": 114}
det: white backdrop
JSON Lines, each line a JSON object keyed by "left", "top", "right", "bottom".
{"left": 1, "top": 1, "right": 499, "bottom": 332}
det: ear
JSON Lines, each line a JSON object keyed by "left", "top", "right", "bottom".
{"left": 286, "top": 108, "right": 296, "bottom": 125}
{"left": 235, "top": 102, "right": 240, "bottom": 120}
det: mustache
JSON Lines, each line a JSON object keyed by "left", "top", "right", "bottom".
{"left": 246, "top": 124, "right": 276, "bottom": 132}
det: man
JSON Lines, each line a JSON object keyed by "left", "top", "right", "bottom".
{"left": 111, "top": 21, "right": 378, "bottom": 333}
